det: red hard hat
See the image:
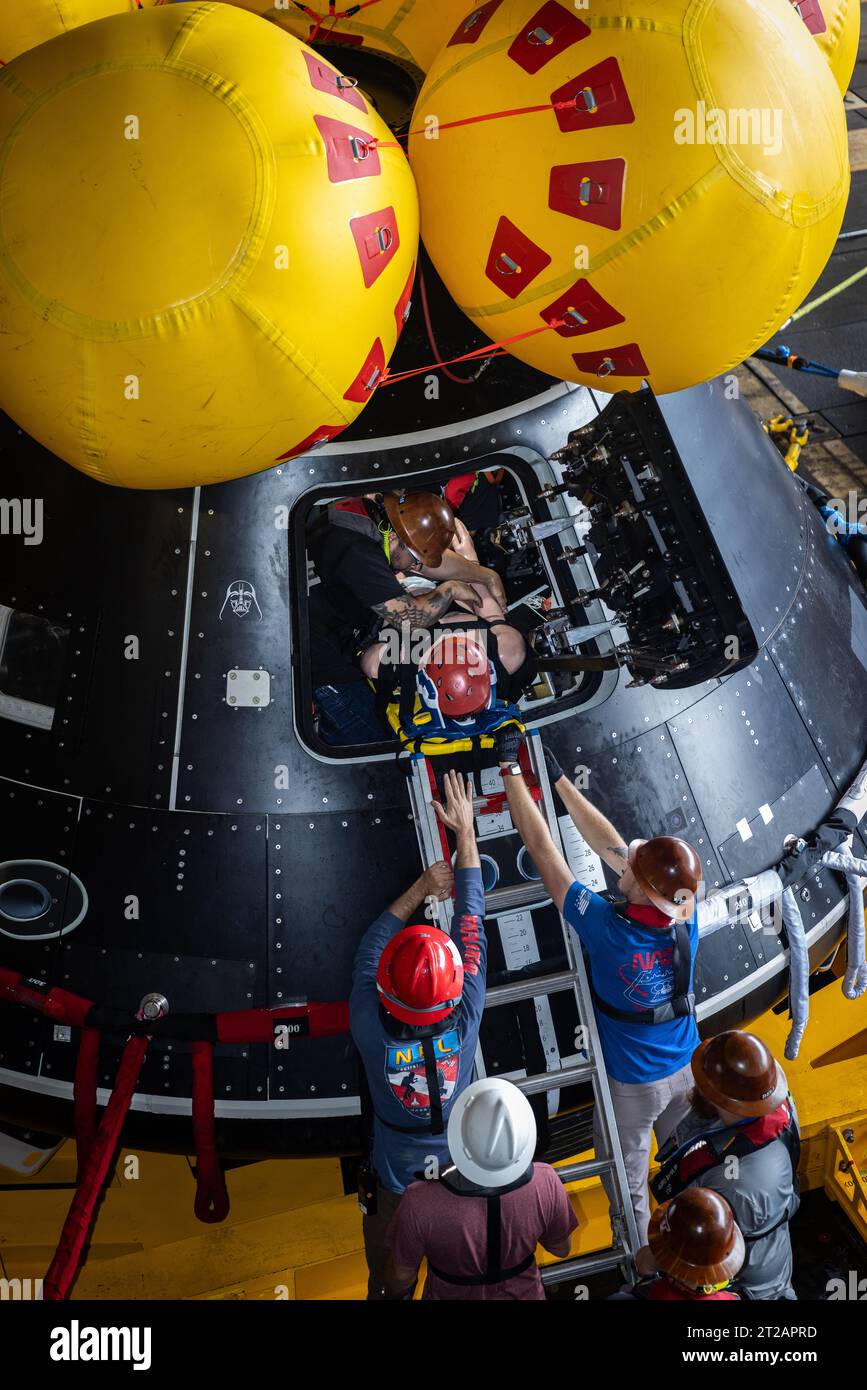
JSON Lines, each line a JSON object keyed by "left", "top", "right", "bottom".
{"left": 422, "top": 634, "right": 491, "bottom": 718}
{"left": 376, "top": 924, "right": 464, "bottom": 1026}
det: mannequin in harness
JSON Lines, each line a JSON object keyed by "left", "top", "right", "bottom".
{"left": 650, "top": 1032, "right": 801, "bottom": 1300}
{"left": 375, "top": 630, "right": 527, "bottom": 756}
{"left": 495, "top": 728, "right": 704, "bottom": 1256}
{"left": 384, "top": 1078, "right": 577, "bottom": 1300}
{"left": 309, "top": 487, "right": 533, "bottom": 745}
{"left": 350, "top": 772, "right": 488, "bottom": 1300}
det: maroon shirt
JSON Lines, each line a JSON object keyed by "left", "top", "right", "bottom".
{"left": 386, "top": 1163, "right": 578, "bottom": 1301}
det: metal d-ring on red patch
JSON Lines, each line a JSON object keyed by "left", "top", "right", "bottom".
{"left": 540, "top": 279, "right": 626, "bottom": 338}
{"left": 314, "top": 114, "right": 382, "bottom": 183}
{"left": 350, "top": 207, "right": 400, "bottom": 288}
{"left": 571, "top": 343, "right": 649, "bottom": 378}
{"left": 303, "top": 51, "right": 367, "bottom": 112}
{"left": 507, "top": 2, "right": 590, "bottom": 75}
{"left": 447, "top": 0, "right": 505, "bottom": 46}
{"left": 549, "top": 159, "right": 626, "bottom": 231}
{"left": 484, "top": 216, "right": 552, "bottom": 298}
{"left": 552, "top": 59, "right": 635, "bottom": 133}
{"left": 344, "top": 338, "right": 386, "bottom": 402}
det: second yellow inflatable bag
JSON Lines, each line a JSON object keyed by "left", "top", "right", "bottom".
{"left": 409, "top": 0, "right": 848, "bottom": 396}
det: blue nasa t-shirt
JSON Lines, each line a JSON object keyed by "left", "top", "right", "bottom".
{"left": 350, "top": 868, "right": 487, "bottom": 1193}
{"left": 563, "top": 881, "right": 699, "bottom": 1085}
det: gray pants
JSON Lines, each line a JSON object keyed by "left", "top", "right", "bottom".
{"left": 593, "top": 1063, "right": 693, "bottom": 1246}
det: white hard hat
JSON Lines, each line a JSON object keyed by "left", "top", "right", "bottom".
{"left": 447, "top": 1078, "right": 537, "bottom": 1188}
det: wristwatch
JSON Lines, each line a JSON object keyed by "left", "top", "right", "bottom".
{"left": 500, "top": 763, "right": 523, "bottom": 778}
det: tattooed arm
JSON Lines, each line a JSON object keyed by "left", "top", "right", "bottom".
{"left": 551, "top": 776, "right": 629, "bottom": 874}
{"left": 372, "top": 579, "right": 481, "bottom": 630}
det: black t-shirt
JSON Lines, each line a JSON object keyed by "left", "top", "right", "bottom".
{"left": 312, "top": 525, "right": 405, "bottom": 639}
{"left": 308, "top": 584, "right": 367, "bottom": 688}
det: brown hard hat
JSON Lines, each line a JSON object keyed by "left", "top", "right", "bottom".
{"left": 691, "top": 1030, "right": 788, "bottom": 1118}
{"left": 384, "top": 491, "right": 455, "bottom": 568}
{"left": 649, "top": 1187, "right": 745, "bottom": 1290}
{"left": 627, "top": 836, "right": 701, "bottom": 920}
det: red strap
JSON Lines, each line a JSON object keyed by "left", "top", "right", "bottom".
{"left": 73, "top": 1027, "right": 101, "bottom": 1181}
{"left": 0, "top": 966, "right": 93, "bottom": 1027}
{"left": 380, "top": 318, "right": 566, "bottom": 387}
{"left": 216, "top": 1000, "right": 349, "bottom": 1045}
{"left": 43, "top": 1035, "right": 150, "bottom": 1301}
{"left": 191, "top": 1041, "right": 230, "bottom": 1224}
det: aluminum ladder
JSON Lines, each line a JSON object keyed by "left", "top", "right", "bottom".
{"left": 406, "top": 734, "right": 639, "bottom": 1289}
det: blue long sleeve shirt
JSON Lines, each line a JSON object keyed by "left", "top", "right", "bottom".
{"left": 350, "top": 867, "right": 487, "bottom": 1193}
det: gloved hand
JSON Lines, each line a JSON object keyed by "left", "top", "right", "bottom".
{"left": 494, "top": 724, "right": 524, "bottom": 765}
{"left": 542, "top": 743, "right": 566, "bottom": 786}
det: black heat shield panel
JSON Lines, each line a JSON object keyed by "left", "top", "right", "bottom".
{"left": 0, "top": 780, "right": 81, "bottom": 979}
{"left": 268, "top": 805, "right": 420, "bottom": 1001}
{"left": 0, "top": 424, "right": 192, "bottom": 805}
{"left": 716, "top": 763, "right": 832, "bottom": 882}
{"left": 767, "top": 506, "right": 867, "bottom": 791}
{"left": 694, "top": 919, "right": 772, "bottom": 1016}
{"left": 657, "top": 379, "right": 808, "bottom": 645}
{"left": 56, "top": 801, "right": 269, "bottom": 1014}
{"left": 553, "top": 717, "right": 726, "bottom": 893}
{"left": 173, "top": 471, "right": 417, "bottom": 818}
{"left": 668, "top": 655, "right": 836, "bottom": 877}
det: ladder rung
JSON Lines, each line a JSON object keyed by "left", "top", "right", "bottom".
{"left": 512, "top": 1063, "right": 594, "bottom": 1095}
{"left": 485, "top": 970, "right": 579, "bottom": 1008}
{"left": 555, "top": 1157, "right": 614, "bottom": 1184}
{"left": 484, "top": 881, "right": 547, "bottom": 913}
{"left": 539, "top": 1246, "right": 630, "bottom": 1285}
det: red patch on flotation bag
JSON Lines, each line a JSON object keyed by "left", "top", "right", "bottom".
{"left": 351, "top": 207, "right": 400, "bottom": 288}
{"left": 485, "top": 216, "right": 552, "bottom": 299}
{"left": 540, "top": 279, "right": 625, "bottom": 338}
{"left": 275, "top": 424, "right": 343, "bottom": 462}
{"left": 344, "top": 338, "right": 386, "bottom": 402}
{"left": 508, "top": 2, "right": 590, "bottom": 74}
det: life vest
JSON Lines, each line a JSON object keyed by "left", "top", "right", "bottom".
{"left": 651, "top": 1098, "right": 801, "bottom": 1235}
{"left": 374, "top": 620, "right": 525, "bottom": 756}
{"left": 589, "top": 911, "right": 696, "bottom": 1025}
{"left": 327, "top": 495, "right": 391, "bottom": 553}
{"left": 426, "top": 1167, "right": 537, "bottom": 1287}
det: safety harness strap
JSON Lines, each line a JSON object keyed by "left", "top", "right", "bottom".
{"left": 191, "top": 1040, "right": 230, "bottom": 1224}
{"left": 73, "top": 1025, "right": 101, "bottom": 1182}
{"left": 651, "top": 1101, "right": 800, "bottom": 1207}
{"left": 590, "top": 918, "right": 695, "bottom": 1025}
{"left": 44, "top": 1035, "right": 150, "bottom": 1301}
{"left": 428, "top": 1178, "right": 536, "bottom": 1286}
{"left": 375, "top": 1032, "right": 446, "bottom": 1136}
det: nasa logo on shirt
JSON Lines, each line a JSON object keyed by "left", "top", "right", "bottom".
{"left": 385, "top": 1030, "right": 460, "bottom": 1115}
{"left": 619, "top": 946, "right": 676, "bottom": 1010}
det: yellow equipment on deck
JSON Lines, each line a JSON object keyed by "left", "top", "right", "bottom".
{"left": 2, "top": 964, "right": 866, "bottom": 1299}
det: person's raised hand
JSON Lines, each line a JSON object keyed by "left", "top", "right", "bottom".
{"left": 542, "top": 743, "right": 566, "bottom": 785}
{"left": 495, "top": 724, "right": 524, "bottom": 767}
{"left": 420, "top": 860, "right": 453, "bottom": 902}
{"left": 433, "top": 770, "right": 476, "bottom": 837}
